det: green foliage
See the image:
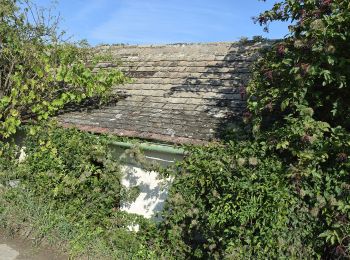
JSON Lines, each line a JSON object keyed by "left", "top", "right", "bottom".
{"left": 0, "top": 125, "right": 157, "bottom": 258}
{"left": 1, "top": 0, "right": 349, "bottom": 259}
{"left": 17, "top": 125, "right": 125, "bottom": 218}
{"left": 250, "top": 0, "right": 350, "bottom": 131}
{"left": 248, "top": 0, "right": 350, "bottom": 257}
{"left": 157, "top": 142, "right": 316, "bottom": 259}
{"left": 0, "top": 0, "right": 127, "bottom": 139}
{"left": 155, "top": 0, "right": 350, "bottom": 259}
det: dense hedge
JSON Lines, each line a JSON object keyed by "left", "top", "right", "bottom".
{"left": 155, "top": 0, "right": 350, "bottom": 258}
{"left": 1, "top": 0, "right": 350, "bottom": 259}
{"left": 157, "top": 142, "right": 315, "bottom": 258}
{"left": 0, "top": 126, "right": 156, "bottom": 258}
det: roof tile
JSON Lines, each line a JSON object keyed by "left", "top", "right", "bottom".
{"left": 58, "top": 41, "right": 270, "bottom": 144}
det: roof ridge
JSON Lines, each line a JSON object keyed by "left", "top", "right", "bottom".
{"left": 95, "top": 39, "right": 277, "bottom": 49}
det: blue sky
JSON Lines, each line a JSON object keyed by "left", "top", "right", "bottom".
{"left": 35, "top": 0, "right": 290, "bottom": 46}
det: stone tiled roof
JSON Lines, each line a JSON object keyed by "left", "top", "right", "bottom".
{"left": 58, "top": 41, "right": 269, "bottom": 144}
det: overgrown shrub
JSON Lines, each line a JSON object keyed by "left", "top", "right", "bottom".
{"left": 1, "top": 0, "right": 350, "bottom": 259}
{"left": 156, "top": 0, "right": 350, "bottom": 258}
{"left": 157, "top": 142, "right": 316, "bottom": 259}
{"left": 0, "top": 0, "right": 127, "bottom": 139}
{"left": 248, "top": 0, "right": 350, "bottom": 257}
{"left": 0, "top": 125, "right": 157, "bottom": 258}
{"left": 18, "top": 126, "right": 125, "bottom": 219}
{"left": 157, "top": 139, "right": 349, "bottom": 258}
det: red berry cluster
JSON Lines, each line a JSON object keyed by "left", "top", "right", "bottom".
{"left": 297, "top": 63, "right": 310, "bottom": 76}
{"left": 257, "top": 15, "right": 268, "bottom": 25}
{"left": 277, "top": 44, "right": 286, "bottom": 56}
{"left": 264, "top": 70, "right": 273, "bottom": 81}
{"left": 301, "top": 135, "right": 313, "bottom": 143}
{"left": 336, "top": 153, "right": 348, "bottom": 162}
{"left": 243, "top": 111, "right": 252, "bottom": 121}
{"left": 239, "top": 86, "right": 246, "bottom": 100}
{"left": 322, "top": 0, "right": 333, "bottom": 6}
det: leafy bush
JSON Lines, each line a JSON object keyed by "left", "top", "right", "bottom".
{"left": 157, "top": 140, "right": 349, "bottom": 258}
{"left": 0, "top": 0, "right": 127, "bottom": 139}
{"left": 0, "top": 2, "right": 135, "bottom": 254}
{"left": 157, "top": 142, "right": 316, "bottom": 259}
{"left": 1, "top": 0, "right": 350, "bottom": 259}
{"left": 0, "top": 125, "right": 157, "bottom": 258}
{"left": 18, "top": 125, "right": 125, "bottom": 219}
{"left": 248, "top": 0, "right": 350, "bottom": 257}
{"left": 155, "top": 0, "right": 350, "bottom": 258}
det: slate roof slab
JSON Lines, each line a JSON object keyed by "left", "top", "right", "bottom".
{"left": 58, "top": 41, "right": 269, "bottom": 144}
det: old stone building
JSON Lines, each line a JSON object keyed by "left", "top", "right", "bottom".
{"left": 59, "top": 41, "right": 269, "bottom": 144}
{"left": 58, "top": 41, "right": 269, "bottom": 219}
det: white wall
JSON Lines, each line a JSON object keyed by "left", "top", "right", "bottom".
{"left": 120, "top": 165, "right": 171, "bottom": 220}
{"left": 111, "top": 145, "right": 182, "bottom": 220}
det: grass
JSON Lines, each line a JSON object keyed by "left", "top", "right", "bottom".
{"left": 0, "top": 186, "right": 159, "bottom": 259}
